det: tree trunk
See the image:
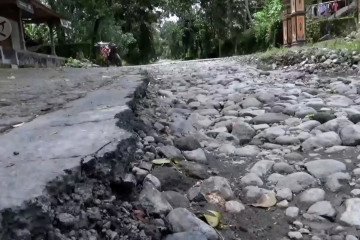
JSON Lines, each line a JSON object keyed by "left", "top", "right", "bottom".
{"left": 234, "top": 37, "right": 238, "bottom": 55}
{"left": 244, "top": 0, "right": 252, "bottom": 23}
{"left": 218, "top": 39, "right": 221, "bottom": 57}
{"left": 91, "top": 18, "right": 102, "bottom": 59}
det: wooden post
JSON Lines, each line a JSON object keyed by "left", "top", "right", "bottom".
{"left": 48, "top": 23, "right": 56, "bottom": 56}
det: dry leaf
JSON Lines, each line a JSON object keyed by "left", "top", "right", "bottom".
{"left": 252, "top": 191, "right": 277, "bottom": 208}
{"left": 206, "top": 192, "right": 226, "bottom": 207}
{"left": 204, "top": 210, "right": 223, "bottom": 228}
{"left": 152, "top": 159, "right": 171, "bottom": 165}
{"left": 12, "top": 122, "right": 24, "bottom": 128}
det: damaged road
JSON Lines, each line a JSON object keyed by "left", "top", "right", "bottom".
{"left": 2, "top": 58, "right": 360, "bottom": 240}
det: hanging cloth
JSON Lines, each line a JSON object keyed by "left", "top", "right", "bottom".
{"left": 333, "top": 1, "right": 339, "bottom": 12}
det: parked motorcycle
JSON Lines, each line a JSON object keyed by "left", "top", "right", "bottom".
{"left": 95, "top": 42, "right": 122, "bottom": 67}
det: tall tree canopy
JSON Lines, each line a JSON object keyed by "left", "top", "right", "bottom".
{"left": 29, "top": 0, "right": 283, "bottom": 63}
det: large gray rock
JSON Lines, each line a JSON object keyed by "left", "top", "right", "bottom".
{"left": 250, "top": 160, "right": 275, "bottom": 177}
{"left": 262, "top": 127, "right": 286, "bottom": 142}
{"left": 188, "top": 113, "right": 213, "bottom": 130}
{"left": 159, "top": 145, "right": 184, "bottom": 160}
{"left": 325, "top": 172, "right": 351, "bottom": 192}
{"left": 307, "top": 201, "right": 336, "bottom": 218}
{"left": 315, "top": 118, "right": 353, "bottom": 133}
{"left": 293, "top": 120, "right": 321, "bottom": 132}
{"left": 241, "top": 97, "right": 262, "bottom": 108}
{"left": 167, "top": 208, "right": 218, "bottom": 240}
{"left": 234, "top": 145, "right": 260, "bottom": 157}
{"left": 305, "top": 159, "right": 346, "bottom": 179}
{"left": 179, "top": 161, "right": 209, "bottom": 180}
{"left": 162, "top": 191, "right": 190, "bottom": 208}
{"left": 183, "top": 149, "right": 207, "bottom": 164}
{"left": 276, "top": 172, "right": 316, "bottom": 193}
{"left": 295, "top": 107, "right": 317, "bottom": 118}
{"left": 139, "top": 186, "right": 173, "bottom": 215}
{"left": 275, "top": 136, "right": 300, "bottom": 145}
{"left": 256, "top": 91, "right": 278, "bottom": 104}
{"left": 251, "top": 113, "right": 289, "bottom": 124}
{"left": 200, "top": 176, "right": 234, "bottom": 200}
{"left": 340, "top": 198, "right": 360, "bottom": 227}
{"left": 240, "top": 173, "right": 264, "bottom": 186}
{"left": 273, "top": 162, "right": 295, "bottom": 174}
{"left": 174, "top": 135, "right": 202, "bottom": 151}
{"left": 340, "top": 125, "right": 360, "bottom": 146}
{"left": 327, "top": 95, "right": 354, "bottom": 107}
{"left": 299, "top": 188, "right": 326, "bottom": 205}
{"left": 165, "top": 232, "right": 207, "bottom": 240}
{"left": 231, "top": 121, "right": 256, "bottom": 144}
{"left": 302, "top": 132, "right": 342, "bottom": 151}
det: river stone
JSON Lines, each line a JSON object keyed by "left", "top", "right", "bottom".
{"left": 268, "top": 173, "right": 285, "bottom": 184}
{"left": 251, "top": 113, "right": 289, "bottom": 124}
{"left": 240, "top": 173, "right": 264, "bottom": 186}
{"left": 294, "top": 120, "right": 321, "bottom": 132}
{"left": 315, "top": 118, "right": 353, "bottom": 133}
{"left": 167, "top": 208, "right": 218, "bottom": 240}
{"left": 200, "top": 176, "right": 234, "bottom": 200}
{"left": 340, "top": 125, "right": 360, "bottom": 146}
{"left": 307, "top": 201, "right": 336, "bottom": 217}
{"left": 299, "top": 188, "right": 326, "bottom": 205}
{"left": 273, "top": 162, "right": 295, "bottom": 174}
{"left": 241, "top": 97, "right": 262, "bottom": 108}
{"left": 311, "top": 112, "right": 336, "bottom": 124}
{"left": 302, "top": 132, "right": 342, "bottom": 151}
{"left": 165, "top": 232, "right": 207, "bottom": 240}
{"left": 216, "top": 132, "right": 239, "bottom": 142}
{"left": 325, "top": 172, "right": 351, "bottom": 192}
{"left": 284, "top": 152, "right": 304, "bottom": 161}
{"left": 159, "top": 145, "right": 184, "bottom": 160}
{"left": 263, "top": 127, "right": 286, "bottom": 142}
{"left": 179, "top": 161, "right": 209, "bottom": 180}
{"left": 162, "top": 191, "right": 190, "bottom": 208}
{"left": 183, "top": 149, "right": 207, "bottom": 164}
{"left": 340, "top": 198, "right": 360, "bottom": 227}
{"left": 305, "top": 159, "right": 346, "bottom": 179}
{"left": 139, "top": 186, "right": 173, "bottom": 216}
{"left": 250, "top": 160, "right": 275, "bottom": 177}
{"left": 234, "top": 145, "right": 260, "bottom": 157}
{"left": 231, "top": 121, "right": 256, "bottom": 144}
{"left": 143, "top": 174, "right": 161, "bottom": 190}
{"left": 275, "top": 136, "right": 300, "bottom": 145}
{"left": 286, "top": 207, "right": 300, "bottom": 218}
{"left": 57, "top": 213, "right": 77, "bottom": 228}
{"left": 295, "top": 107, "right": 317, "bottom": 118}
{"left": 276, "top": 172, "right": 316, "bottom": 193}
{"left": 174, "top": 135, "right": 202, "bottom": 151}
{"left": 225, "top": 200, "right": 245, "bottom": 213}
{"left": 276, "top": 188, "right": 293, "bottom": 201}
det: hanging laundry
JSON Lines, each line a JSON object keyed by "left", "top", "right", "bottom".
{"left": 333, "top": 1, "right": 339, "bottom": 12}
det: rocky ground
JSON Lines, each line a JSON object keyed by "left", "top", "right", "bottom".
{"left": 2, "top": 57, "right": 360, "bottom": 240}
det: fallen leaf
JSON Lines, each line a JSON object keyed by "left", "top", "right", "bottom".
{"left": 12, "top": 122, "right": 24, "bottom": 128}
{"left": 50, "top": 132, "right": 58, "bottom": 136}
{"left": 206, "top": 192, "right": 226, "bottom": 207}
{"left": 152, "top": 159, "right": 171, "bottom": 165}
{"left": 252, "top": 191, "right": 277, "bottom": 208}
{"left": 204, "top": 210, "right": 223, "bottom": 228}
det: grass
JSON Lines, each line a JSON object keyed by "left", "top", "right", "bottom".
{"left": 256, "top": 38, "right": 360, "bottom": 61}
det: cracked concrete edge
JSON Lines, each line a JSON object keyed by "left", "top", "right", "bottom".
{"left": 0, "top": 72, "right": 151, "bottom": 238}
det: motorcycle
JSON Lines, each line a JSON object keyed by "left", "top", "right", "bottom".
{"left": 95, "top": 42, "right": 122, "bottom": 67}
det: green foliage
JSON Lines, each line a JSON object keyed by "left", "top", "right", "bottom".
{"left": 306, "top": 19, "right": 321, "bottom": 43}
{"left": 253, "top": 0, "right": 284, "bottom": 48}
{"left": 25, "top": 24, "right": 50, "bottom": 44}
